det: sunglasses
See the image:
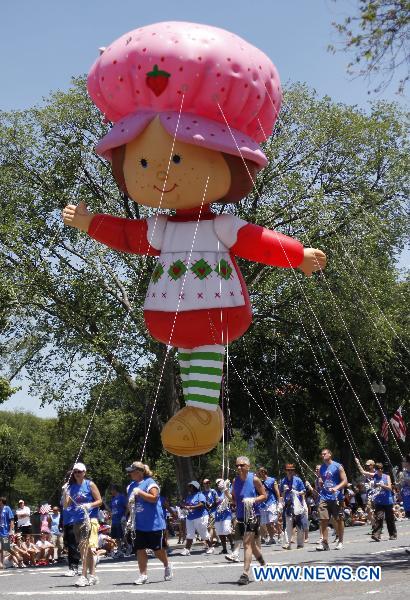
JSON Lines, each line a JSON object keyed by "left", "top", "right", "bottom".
{"left": 236, "top": 463, "right": 247, "bottom": 467}
{"left": 73, "top": 470, "right": 84, "bottom": 474}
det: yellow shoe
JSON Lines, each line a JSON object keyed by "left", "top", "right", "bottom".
{"left": 161, "top": 406, "right": 224, "bottom": 456}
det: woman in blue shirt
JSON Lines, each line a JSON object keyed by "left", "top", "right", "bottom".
{"left": 63, "top": 462, "right": 102, "bottom": 587}
{"left": 180, "top": 481, "right": 214, "bottom": 555}
{"left": 126, "top": 461, "right": 173, "bottom": 585}
{"left": 371, "top": 463, "right": 396, "bottom": 541}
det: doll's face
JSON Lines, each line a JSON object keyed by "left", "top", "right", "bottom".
{"left": 123, "top": 117, "right": 231, "bottom": 209}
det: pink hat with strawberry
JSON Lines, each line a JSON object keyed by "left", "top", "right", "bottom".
{"left": 88, "top": 21, "right": 282, "bottom": 167}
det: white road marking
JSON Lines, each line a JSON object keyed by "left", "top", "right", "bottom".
{"left": 366, "top": 592, "right": 381, "bottom": 595}
{"left": 0, "top": 590, "right": 288, "bottom": 596}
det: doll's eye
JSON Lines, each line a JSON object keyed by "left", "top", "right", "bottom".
{"left": 172, "top": 154, "right": 181, "bottom": 164}
{"left": 140, "top": 158, "right": 148, "bottom": 168}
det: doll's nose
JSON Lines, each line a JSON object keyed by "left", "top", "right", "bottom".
{"left": 156, "top": 170, "right": 167, "bottom": 181}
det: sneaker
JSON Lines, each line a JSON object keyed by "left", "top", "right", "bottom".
{"left": 335, "top": 542, "right": 344, "bottom": 550}
{"left": 134, "top": 574, "right": 148, "bottom": 585}
{"left": 316, "top": 541, "right": 330, "bottom": 551}
{"left": 237, "top": 573, "right": 250, "bottom": 585}
{"left": 75, "top": 575, "right": 90, "bottom": 587}
{"left": 164, "top": 565, "right": 173, "bottom": 581}
{"left": 268, "top": 538, "right": 276, "bottom": 545}
{"left": 88, "top": 575, "right": 99, "bottom": 586}
{"left": 282, "top": 544, "right": 291, "bottom": 550}
{"left": 297, "top": 545, "right": 304, "bottom": 549}
{"left": 205, "top": 547, "right": 214, "bottom": 555}
{"left": 371, "top": 535, "right": 380, "bottom": 542}
{"left": 389, "top": 535, "right": 397, "bottom": 540}
{"left": 225, "top": 553, "right": 240, "bottom": 563}
{"left": 180, "top": 548, "right": 190, "bottom": 556}
{"left": 219, "top": 549, "right": 228, "bottom": 554}
{"left": 64, "top": 569, "right": 77, "bottom": 577}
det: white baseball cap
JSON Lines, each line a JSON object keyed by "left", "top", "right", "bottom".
{"left": 73, "top": 463, "right": 86, "bottom": 472}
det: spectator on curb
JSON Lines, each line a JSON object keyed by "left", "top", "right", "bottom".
{"left": 50, "top": 506, "right": 64, "bottom": 560}
{"left": 16, "top": 500, "right": 31, "bottom": 536}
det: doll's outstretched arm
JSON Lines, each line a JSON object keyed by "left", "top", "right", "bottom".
{"left": 63, "top": 202, "right": 161, "bottom": 256}
{"left": 231, "top": 223, "right": 326, "bottom": 275}
{"left": 88, "top": 214, "right": 160, "bottom": 256}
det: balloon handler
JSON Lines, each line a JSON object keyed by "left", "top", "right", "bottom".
{"left": 63, "top": 22, "right": 326, "bottom": 457}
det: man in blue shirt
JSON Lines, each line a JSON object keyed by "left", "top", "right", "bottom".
{"left": 109, "top": 485, "right": 127, "bottom": 556}
{"left": 0, "top": 496, "right": 15, "bottom": 570}
{"left": 317, "top": 448, "right": 347, "bottom": 551}
{"left": 232, "top": 456, "right": 267, "bottom": 585}
{"left": 279, "top": 464, "right": 306, "bottom": 549}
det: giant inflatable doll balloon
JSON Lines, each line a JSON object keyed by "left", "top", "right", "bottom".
{"left": 63, "top": 22, "right": 326, "bottom": 456}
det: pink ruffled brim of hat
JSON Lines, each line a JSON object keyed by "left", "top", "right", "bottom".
{"left": 95, "top": 111, "right": 268, "bottom": 168}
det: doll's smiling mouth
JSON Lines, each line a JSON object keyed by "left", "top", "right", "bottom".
{"left": 154, "top": 184, "right": 178, "bottom": 193}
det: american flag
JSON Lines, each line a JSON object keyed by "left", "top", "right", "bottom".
{"left": 390, "top": 406, "right": 407, "bottom": 442}
{"left": 39, "top": 503, "right": 52, "bottom": 514}
{"left": 381, "top": 417, "right": 389, "bottom": 442}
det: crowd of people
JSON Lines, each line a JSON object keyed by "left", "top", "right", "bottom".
{"left": 1, "top": 450, "right": 409, "bottom": 586}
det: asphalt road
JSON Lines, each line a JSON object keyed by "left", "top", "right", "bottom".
{"left": 1, "top": 520, "right": 409, "bottom": 600}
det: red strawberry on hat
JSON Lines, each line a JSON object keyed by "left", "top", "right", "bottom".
{"left": 146, "top": 64, "right": 171, "bottom": 97}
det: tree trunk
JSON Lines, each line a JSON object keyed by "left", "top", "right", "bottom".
{"left": 160, "top": 344, "right": 195, "bottom": 496}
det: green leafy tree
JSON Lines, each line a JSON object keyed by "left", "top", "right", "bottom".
{"left": 331, "top": 0, "right": 410, "bottom": 92}
{"left": 0, "top": 423, "right": 24, "bottom": 495}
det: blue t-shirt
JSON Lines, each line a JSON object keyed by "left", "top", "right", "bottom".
{"left": 127, "top": 477, "right": 165, "bottom": 532}
{"left": 50, "top": 513, "right": 61, "bottom": 534}
{"left": 110, "top": 494, "right": 127, "bottom": 524}
{"left": 319, "top": 461, "right": 342, "bottom": 501}
{"left": 203, "top": 488, "right": 218, "bottom": 515}
{"left": 401, "top": 470, "right": 410, "bottom": 510}
{"left": 373, "top": 473, "right": 393, "bottom": 506}
{"left": 184, "top": 492, "right": 207, "bottom": 520}
{"left": 0, "top": 505, "right": 14, "bottom": 536}
{"left": 279, "top": 476, "right": 305, "bottom": 504}
{"left": 260, "top": 476, "right": 277, "bottom": 508}
{"left": 215, "top": 489, "right": 232, "bottom": 522}
{"left": 66, "top": 479, "right": 98, "bottom": 522}
{"left": 233, "top": 472, "right": 259, "bottom": 520}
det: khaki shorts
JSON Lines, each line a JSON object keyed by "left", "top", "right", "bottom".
{"left": 318, "top": 500, "right": 344, "bottom": 521}
{"left": 51, "top": 533, "right": 64, "bottom": 550}
{"left": 73, "top": 518, "right": 99, "bottom": 549}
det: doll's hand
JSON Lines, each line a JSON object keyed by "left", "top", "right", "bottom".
{"left": 298, "top": 248, "right": 327, "bottom": 277}
{"left": 62, "top": 201, "right": 94, "bottom": 233}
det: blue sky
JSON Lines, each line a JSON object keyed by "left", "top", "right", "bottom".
{"left": 1, "top": 0, "right": 407, "bottom": 417}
